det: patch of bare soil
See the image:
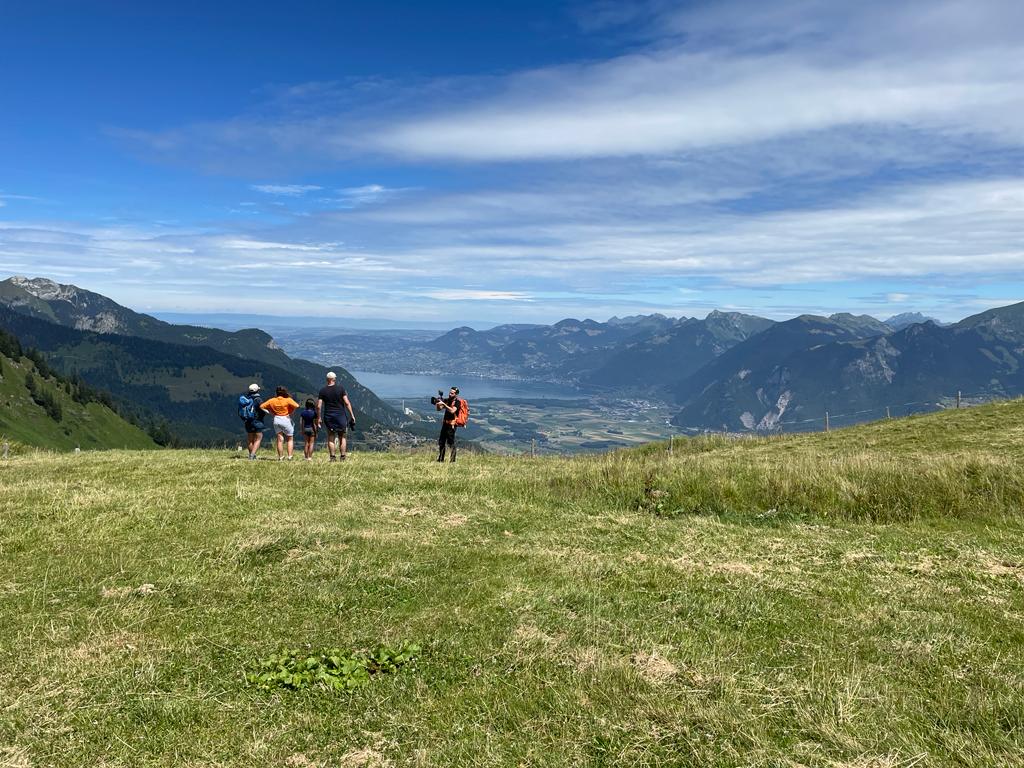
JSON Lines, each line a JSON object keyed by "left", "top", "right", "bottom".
{"left": 631, "top": 650, "right": 679, "bottom": 684}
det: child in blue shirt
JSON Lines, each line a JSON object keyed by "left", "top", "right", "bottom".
{"left": 300, "top": 399, "right": 318, "bottom": 460}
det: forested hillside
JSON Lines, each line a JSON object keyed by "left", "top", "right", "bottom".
{"left": 0, "top": 326, "right": 157, "bottom": 450}
{"left": 0, "top": 305, "right": 402, "bottom": 444}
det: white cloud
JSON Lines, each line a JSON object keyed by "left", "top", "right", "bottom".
{"left": 425, "top": 289, "right": 533, "bottom": 302}
{"left": 250, "top": 184, "right": 322, "bottom": 196}
{"left": 367, "top": 41, "right": 1022, "bottom": 161}
{"left": 887, "top": 293, "right": 910, "bottom": 302}
{"left": 322, "top": 184, "right": 413, "bottom": 208}
{"left": 116, "top": 0, "right": 1024, "bottom": 174}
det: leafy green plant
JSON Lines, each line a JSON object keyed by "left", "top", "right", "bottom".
{"left": 246, "top": 642, "right": 421, "bottom": 692}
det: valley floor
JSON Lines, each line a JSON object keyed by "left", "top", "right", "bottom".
{"left": 1, "top": 402, "right": 1023, "bottom": 766}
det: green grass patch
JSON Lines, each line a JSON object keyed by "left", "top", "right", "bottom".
{"left": 1, "top": 401, "right": 1023, "bottom": 765}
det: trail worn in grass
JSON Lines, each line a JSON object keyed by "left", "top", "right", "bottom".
{"left": 1, "top": 402, "right": 1023, "bottom": 766}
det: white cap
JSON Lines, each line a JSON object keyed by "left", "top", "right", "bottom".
{"left": 248, "top": 383, "right": 260, "bottom": 393}
{"left": 326, "top": 371, "right": 337, "bottom": 380}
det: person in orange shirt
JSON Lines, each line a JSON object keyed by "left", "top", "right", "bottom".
{"left": 260, "top": 386, "right": 301, "bottom": 460}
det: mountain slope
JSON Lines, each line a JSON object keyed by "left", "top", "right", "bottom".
{"left": 668, "top": 313, "right": 890, "bottom": 409}
{"left": 584, "top": 311, "right": 774, "bottom": 389}
{"left": 0, "top": 327, "right": 157, "bottom": 450}
{"left": 672, "top": 302, "right": 1024, "bottom": 431}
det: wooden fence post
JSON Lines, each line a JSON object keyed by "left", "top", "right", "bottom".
{"left": 956, "top": 391, "right": 962, "bottom": 409}
{"left": 531, "top": 439, "right": 536, "bottom": 458}
{"left": 886, "top": 406, "right": 891, "bottom": 420}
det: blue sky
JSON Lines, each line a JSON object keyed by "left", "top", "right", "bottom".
{"left": 1, "top": 0, "right": 1023, "bottom": 325}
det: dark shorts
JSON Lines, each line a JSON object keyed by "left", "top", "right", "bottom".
{"left": 245, "top": 419, "right": 265, "bottom": 434}
{"left": 303, "top": 427, "right": 315, "bottom": 437}
{"left": 324, "top": 413, "right": 348, "bottom": 433}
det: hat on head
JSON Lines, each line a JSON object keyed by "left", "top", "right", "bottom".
{"left": 248, "top": 383, "right": 260, "bottom": 393}
{"left": 326, "top": 371, "right": 337, "bottom": 380}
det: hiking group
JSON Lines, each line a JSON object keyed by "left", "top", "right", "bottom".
{"left": 238, "top": 373, "right": 469, "bottom": 461}
{"left": 238, "top": 371, "right": 356, "bottom": 461}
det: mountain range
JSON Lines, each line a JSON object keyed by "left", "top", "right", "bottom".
{"left": 3, "top": 275, "right": 1020, "bottom": 439}
{"left": 669, "top": 306, "right": 1024, "bottom": 431}
{"left": 0, "top": 277, "right": 406, "bottom": 444}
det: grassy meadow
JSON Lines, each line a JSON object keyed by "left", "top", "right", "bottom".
{"left": 2, "top": 401, "right": 1024, "bottom": 766}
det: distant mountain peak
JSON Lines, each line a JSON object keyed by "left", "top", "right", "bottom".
{"left": 884, "top": 311, "right": 944, "bottom": 331}
{"left": 7, "top": 275, "right": 81, "bottom": 302}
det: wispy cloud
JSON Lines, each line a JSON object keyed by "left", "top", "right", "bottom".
{"left": 425, "top": 289, "right": 533, "bottom": 302}
{"left": 323, "top": 184, "right": 414, "bottom": 208}
{"left": 250, "top": 184, "right": 322, "bottom": 196}
{"left": 115, "top": 0, "right": 1023, "bottom": 170}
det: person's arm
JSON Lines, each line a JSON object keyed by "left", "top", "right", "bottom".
{"left": 442, "top": 399, "right": 458, "bottom": 415}
{"left": 343, "top": 394, "right": 356, "bottom": 426}
{"left": 316, "top": 398, "right": 324, "bottom": 428}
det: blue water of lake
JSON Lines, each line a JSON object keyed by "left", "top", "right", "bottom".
{"left": 350, "top": 370, "right": 583, "bottom": 401}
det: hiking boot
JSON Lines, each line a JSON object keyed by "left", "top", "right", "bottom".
{"left": 329, "top": 455, "right": 337, "bottom": 462}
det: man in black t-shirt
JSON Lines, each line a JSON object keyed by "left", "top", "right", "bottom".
{"left": 316, "top": 371, "right": 357, "bottom": 461}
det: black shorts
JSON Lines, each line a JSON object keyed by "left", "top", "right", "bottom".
{"left": 245, "top": 419, "right": 265, "bottom": 434}
{"left": 324, "top": 413, "right": 348, "bottom": 433}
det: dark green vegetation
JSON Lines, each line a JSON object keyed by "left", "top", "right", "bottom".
{"left": 247, "top": 643, "right": 421, "bottom": 692}
{"left": 2, "top": 401, "right": 1023, "bottom": 765}
{"left": 0, "top": 277, "right": 405, "bottom": 444}
{"left": 0, "top": 326, "right": 157, "bottom": 451}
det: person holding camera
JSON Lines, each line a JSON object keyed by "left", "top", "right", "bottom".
{"left": 434, "top": 386, "right": 462, "bottom": 463}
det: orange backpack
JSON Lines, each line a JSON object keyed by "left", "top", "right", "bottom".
{"left": 454, "top": 398, "right": 470, "bottom": 427}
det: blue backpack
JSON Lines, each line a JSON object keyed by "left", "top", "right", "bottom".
{"left": 238, "top": 394, "right": 256, "bottom": 421}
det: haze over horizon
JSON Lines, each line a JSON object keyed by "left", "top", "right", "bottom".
{"left": 2, "top": 0, "right": 1023, "bottom": 325}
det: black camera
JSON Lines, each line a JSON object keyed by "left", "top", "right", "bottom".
{"left": 429, "top": 389, "right": 445, "bottom": 405}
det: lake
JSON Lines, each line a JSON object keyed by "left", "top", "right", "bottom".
{"left": 349, "top": 370, "right": 583, "bottom": 401}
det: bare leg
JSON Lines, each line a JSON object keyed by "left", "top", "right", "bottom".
{"left": 286, "top": 435, "right": 294, "bottom": 458}
{"left": 275, "top": 432, "right": 284, "bottom": 458}
{"left": 340, "top": 432, "right": 348, "bottom": 458}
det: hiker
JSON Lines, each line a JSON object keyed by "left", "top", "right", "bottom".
{"left": 260, "top": 386, "right": 300, "bottom": 460}
{"left": 299, "top": 398, "right": 318, "bottom": 461}
{"left": 241, "top": 383, "right": 265, "bottom": 460}
{"left": 316, "top": 371, "right": 356, "bottom": 462}
{"left": 435, "top": 386, "right": 467, "bottom": 463}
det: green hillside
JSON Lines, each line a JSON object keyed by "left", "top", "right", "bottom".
{"left": 1, "top": 403, "right": 1023, "bottom": 765}
{"left": 0, "top": 349, "right": 157, "bottom": 451}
